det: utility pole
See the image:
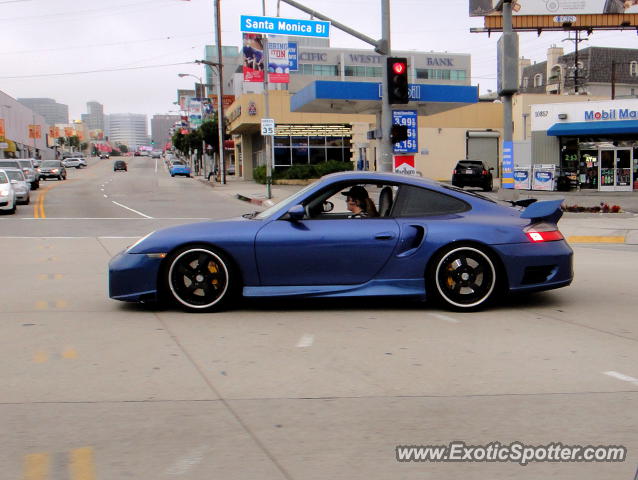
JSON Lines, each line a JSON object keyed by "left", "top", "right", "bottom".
{"left": 611, "top": 60, "right": 616, "bottom": 100}
{"left": 262, "top": 0, "right": 272, "bottom": 198}
{"left": 214, "top": 0, "right": 226, "bottom": 184}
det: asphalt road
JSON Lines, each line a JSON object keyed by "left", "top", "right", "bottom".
{"left": 0, "top": 157, "right": 637, "bottom": 480}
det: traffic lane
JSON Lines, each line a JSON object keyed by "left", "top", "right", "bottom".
{"left": 155, "top": 293, "right": 638, "bottom": 400}
{"left": 227, "top": 392, "right": 636, "bottom": 480}
{"left": 526, "top": 243, "right": 638, "bottom": 341}
{"left": 0, "top": 402, "right": 287, "bottom": 480}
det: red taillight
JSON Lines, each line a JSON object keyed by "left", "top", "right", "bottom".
{"left": 524, "top": 222, "right": 564, "bottom": 242}
{"left": 453, "top": 169, "right": 457, "bottom": 174}
{"left": 482, "top": 169, "right": 488, "bottom": 175}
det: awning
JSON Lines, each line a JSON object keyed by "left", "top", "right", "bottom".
{"left": 0, "top": 139, "right": 17, "bottom": 153}
{"left": 547, "top": 120, "right": 638, "bottom": 136}
{"left": 291, "top": 80, "right": 478, "bottom": 115}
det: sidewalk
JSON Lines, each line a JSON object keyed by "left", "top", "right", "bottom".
{"left": 195, "top": 174, "right": 638, "bottom": 244}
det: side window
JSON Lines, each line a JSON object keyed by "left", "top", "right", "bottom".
{"left": 302, "top": 183, "right": 398, "bottom": 219}
{"left": 0, "top": 173, "right": 7, "bottom": 184}
{"left": 393, "top": 185, "right": 469, "bottom": 217}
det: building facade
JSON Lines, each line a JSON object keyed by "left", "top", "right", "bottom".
{"left": 105, "top": 113, "right": 149, "bottom": 150}
{"left": 1, "top": 91, "right": 55, "bottom": 159}
{"left": 530, "top": 98, "right": 638, "bottom": 191}
{"left": 151, "top": 114, "right": 180, "bottom": 149}
{"left": 16, "top": 98, "right": 69, "bottom": 125}
{"left": 519, "top": 46, "right": 638, "bottom": 98}
{"left": 81, "top": 101, "right": 105, "bottom": 131}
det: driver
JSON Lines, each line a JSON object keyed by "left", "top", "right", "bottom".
{"left": 341, "top": 186, "right": 378, "bottom": 218}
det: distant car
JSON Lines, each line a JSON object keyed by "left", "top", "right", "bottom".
{"left": 62, "top": 157, "right": 82, "bottom": 169}
{"left": 17, "top": 159, "right": 40, "bottom": 190}
{"left": 39, "top": 160, "right": 67, "bottom": 181}
{"left": 0, "top": 169, "right": 17, "bottom": 214}
{"left": 3, "top": 168, "right": 30, "bottom": 205}
{"left": 100, "top": 153, "right": 110, "bottom": 160}
{"left": 452, "top": 160, "right": 494, "bottom": 192}
{"left": 151, "top": 151, "right": 162, "bottom": 158}
{"left": 227, "top": 163, "right": 236, "bottom": 176}
{"left": 114, "top": 160, "right": 128, "bottom": 172}
{"left": 169, "top": 160, "right": 191, "bottom": 177}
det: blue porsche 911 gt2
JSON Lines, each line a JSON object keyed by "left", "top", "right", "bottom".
{"left": 109, "top": 172, "right": 573, "bottom": 312}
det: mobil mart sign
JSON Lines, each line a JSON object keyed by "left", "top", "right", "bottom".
{"left": 393, "top": 155, "right": 417, "bottom": 176}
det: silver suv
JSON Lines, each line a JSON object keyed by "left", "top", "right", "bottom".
{"left": 17, "top": 158, "right": 40, "bottom": 190}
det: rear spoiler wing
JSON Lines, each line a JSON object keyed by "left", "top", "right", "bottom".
{"left": 520, "top": 199, "right": 564, "bottom": 224}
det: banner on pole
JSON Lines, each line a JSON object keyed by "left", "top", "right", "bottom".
{"left": 243, "top": 33, "right": 265, "bottom": 82}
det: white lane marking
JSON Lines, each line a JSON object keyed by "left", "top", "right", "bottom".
{"left": 100, "top": 188, "right": 104, "bottom": 191}
{"left": 0, "top": 236, "right": 140, "bottom": 239}
{"left": 603, "top": 371, "right": 638, "bottom": 386}
{"left": 429, "top": 313, "right": 460, "bottom": 324}
{"left": 164, "top": 445, "right": 209, "bottom": 476}
{"left": 111, "top": 201, "right": 153, "bottom": 219}
{"left": 296, "top": 334, "right": 315, "bottom": 348}
{"left": 155, "top": 157, "right": 158, "bottom": 173}
{"left": 103, "top": 194, "right": 108, "bottom": 198}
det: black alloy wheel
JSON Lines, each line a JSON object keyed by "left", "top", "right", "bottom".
{"left": 430, "top": 245, "right": 498, "bottom": 310}
{"left": 165, "top": 246, "right": 234, "bottom": 311}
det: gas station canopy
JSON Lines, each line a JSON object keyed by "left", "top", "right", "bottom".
{"left": 290, "top": 81, "right": 478, "bottom": 115}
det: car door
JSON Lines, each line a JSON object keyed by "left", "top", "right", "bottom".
{"left": 254, "top": 215, "right": 400, "bottom": 286}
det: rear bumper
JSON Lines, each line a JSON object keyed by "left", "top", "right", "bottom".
{"left": 492, "top": 240, "right": 573, "bottom": 293}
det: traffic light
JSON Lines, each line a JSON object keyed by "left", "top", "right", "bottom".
{"left": 390, "top": 124, "right": 408, "bottom": 144}
{"left": 387, "top": 57, "right": 409, "bottom": 104}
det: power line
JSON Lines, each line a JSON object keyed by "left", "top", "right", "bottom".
{"left": 0, "top": 61, "right": 194, "bottom": 79}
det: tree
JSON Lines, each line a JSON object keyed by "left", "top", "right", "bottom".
{"left": 117, "top": 144, "right": 129, "bottom": 153}
{"left": 68, "top": 135, "right": 80, "bottom": 150}
{"left": 80, "top": 142, "right": 88, "bottom": 151}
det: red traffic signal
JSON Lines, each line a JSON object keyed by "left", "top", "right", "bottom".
{"left": 392, "top": 62, "right": 406, "bottom": 75}
{"left": 387, "top": 57, "right": 409, "bottom": 104}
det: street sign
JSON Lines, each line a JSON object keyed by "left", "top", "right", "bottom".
{"left": 391, "top": 110, "right": 418, "bottom": 154}
{"left": 393, "top": 155, "right": 417, "bottom": 176}
{"left": 0, "top": 142, "right": 8, "bottom": 149}
{"left": 261, "top": 118, "right": 275, "bottom": 136}
{"left": 502, "top": 141, "right": 514, "bottom": 189}
{"left": 241, "top": 15, "right": 330, "bottom": 38}
{"left": 288, "top": 42, "right": 298, "bottom": 71}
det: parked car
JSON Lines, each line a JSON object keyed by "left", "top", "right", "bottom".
{"left": 109, "top": 171, "right": 573, "bottom": 312}
{"left": 113, "top": 160, "right": 128, "bottom": 172}
{"left": 452, "top": 160, "right": 494, "bottom": 192}
{"left": 78, "top": 157, "right": 88, "bottom": 168}
{"left": 0, "top": 169, "right": 17, "bottom": 214}
{"left": 99, "top": 153, "right": 110, "bottom": 159}
{"left": 39, "top": 160, "right": 67, "bottom": 180}
{"left": 3, "top": 168, "right": 30, "bottom": 205}
{"left": 169, "top": 160, "right": 191, "bottom": 177}
{"left": 17, "top": 159, "right": 40, "bottom": 190}
{"left": 151, "top": 150, "right": 162, "bottom": 158}
{"left": 0, "top": 160, "right": 33, "bottom": 190}
{"left": 62, "top": 157, "right": 82, "bottom": 169}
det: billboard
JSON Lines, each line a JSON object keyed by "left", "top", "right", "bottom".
{"left": 268, "top": 35, "right": 289, "bottom": 83}
{"left": 470, "top": 0, "right": 638, "bottom": 16}
{"left": 243, "top": 33, "right": 265, "bottom": 82}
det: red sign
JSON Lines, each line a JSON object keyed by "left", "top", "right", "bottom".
{"left": 28, "top": 124, "right": 42, "bottom": 139}
{"left": 0, "top": 119, "right": 5, "bottom": 138}
{"left": 393, "top": 155, "right": 417, "bottom": 176}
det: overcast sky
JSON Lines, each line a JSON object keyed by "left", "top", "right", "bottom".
{"left": 1, "top": 0, "right": 638, "bottom": 124}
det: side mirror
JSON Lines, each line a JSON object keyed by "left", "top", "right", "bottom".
{"left": 287, "top": 204, "right": 305, "bottom": 221}
{"left": 322, "top": 201, "right": 334, "bottom": 213}
{"left": 489, "top": 167, "right": 495, "bottom": 171}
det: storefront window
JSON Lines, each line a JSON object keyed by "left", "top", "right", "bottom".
{"left": 292, "top": 148, "right": 309, "bottom": 164}
{"left": 326, "top": 148, "right": 344, "bottom": 162}
{"left": 274, "top": 136, "right": 290, "bottom": 147}
{"left": 291, "top": 136, "right": 308, "bottom": 147}
{"left": 274, "top": 147, "right": 291, "bottom": 166}
{"left": 309, "top": 148, "right": 326, "bottom": 164}
{"left": 326, "top": 136, "right": 344, "bottom": 147}
{"left": 580, "top": 150, "right": 598, "bottom": 189}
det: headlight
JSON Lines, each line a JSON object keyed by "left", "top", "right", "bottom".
{"left": 0, "top": 190, "right": 8, "bottom": 197}
{"left": 125, "top": 231, "right": 155, "bottom": 252}
{"left": 51, "top": 169, "right": 59, "bottom": 173}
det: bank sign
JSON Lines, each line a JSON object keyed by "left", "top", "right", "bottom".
{"left": 241, "top": 15, "right": 330, "bottom": 38}
{"left": 584, "top": 108, "right": 638, "bottom": 121}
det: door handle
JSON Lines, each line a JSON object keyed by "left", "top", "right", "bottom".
{"left": 375, "top": 232, "right": 395, "bottom": 240}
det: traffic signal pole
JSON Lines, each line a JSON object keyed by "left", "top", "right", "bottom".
{"left": 279, "top": 0, "right": 393, "bottom": 172}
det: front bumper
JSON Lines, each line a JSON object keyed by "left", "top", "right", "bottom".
{"left": 40, "top": 172, "right": 62, "bottom": 178}
{"left": 493, "top": 240, "right": 573, "bottom": 293}
{"left": 15, "top": 191, "right": 29, "bottom": 201}
{"left": 109, "top": 250, "right": 164, "bottom": 302}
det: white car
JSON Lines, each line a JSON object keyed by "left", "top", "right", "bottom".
{"left": 62, "top": 157, "right": 82, "bottom": 169}
{"left": 3, "top": 168, "right": 30, "bottom": 205}
{"left": 0, "top": 169, "right": 17, "bottom": 214}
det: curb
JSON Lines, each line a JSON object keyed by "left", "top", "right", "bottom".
{"left": 236, "top": 193, "right": 267, "bottom": 206}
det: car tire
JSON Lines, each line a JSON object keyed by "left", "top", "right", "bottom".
{"left": 171, "top": 174, "right": 175, "bottom": 177}
{"left": 483, "top": 182, "right": 493, "bottom": 192}
{"left": 8, "top": 198, "right": 16, "bottom": 214}
{"left": 58, "top": 175, "right": 62, "bottom": 181}
{"left": 25, "top": 196, "right": 30, "bottom": 205}
{"left": 427, "top": 244, "right": 501, "bottom": 311}
{"left": 163, "top": 245, "right": 237, "bottom": 312}
{"left": 32, "top": 182, "right": 39, "bottom": 190}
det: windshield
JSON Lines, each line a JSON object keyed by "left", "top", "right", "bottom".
{"left": 254, "top": 180, "right": 321, "bottom": 220}
{"left": 0, "top": 172, "right": 7, "bottom": 184}
{"left": 42, "top": 161, "right": 60, "bottom": 167}
{"left": 18, "top": 161, "right": 32, "bottom": 168}
{"left": 6, "top": 170, "right": 25, "bottom": 181}
{"left": 0, "top": 161, "right": 18, "bottom": 168}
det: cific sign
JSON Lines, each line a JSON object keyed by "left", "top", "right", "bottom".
{"left": 241, "top": 15, "right": 330, "bottom": 38}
